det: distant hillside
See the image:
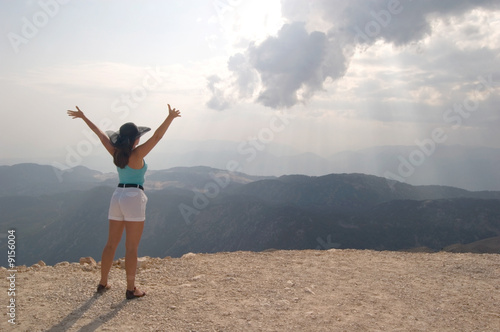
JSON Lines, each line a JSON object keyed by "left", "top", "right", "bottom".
{"left": 146, "top": 143, "right": 500, "bottom": 191}
{"left": 3, "top": 144, "right": 500, "bottom": 190}
{"left": 0, "top": 164, "right": 271, "bottom": 197}
{"left": 1, "top": 165, "right": 499, "bottom": 267}
{"left": 443, "top": 236, "right": 500, "bottom": 253}
{"left": 0, "top": 163, "right": 116, "bottom": 197}
{"left": 145, "top": 166, "right": 273, "bottom": 190}
{"left": 165, "top": 176, "right": 500, "bottom": 256}
{"left": 328, "top": 145, "right": 500, "bottom": 191}
{"left": 232, "top": 173, "right": 500, "bottom": 213}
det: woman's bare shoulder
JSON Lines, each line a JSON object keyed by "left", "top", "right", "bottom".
{"left": 127, "top": 151, "right": 144, "bottom": 169}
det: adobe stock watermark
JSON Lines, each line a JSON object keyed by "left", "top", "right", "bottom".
{"left": 6, "top": 229, "right": 17, "bottom": 325}
{"left": 52, "top": 66, "right": 164, "bottom": 181}
{"left": 384, "top": 74, "right": 498, "bottom": 185}
{"left": 353, "top": 0, "right": 412, "bottom": 45}
{"left": 178, "top": 111, "right": 295, "bottom": 225}
{"left": 7, "top": 0, "right": 72, "bottom": 54}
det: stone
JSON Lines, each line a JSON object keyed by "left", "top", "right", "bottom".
{"left": 304, "top": 287, "right": 315, "bottom": 295}
{"left": 79, "top": 257, "right": 97, "bottom": 266}
{"left": 30, "top": 264, "right": 41, "bottom": 271}
{"left": 191, "top": 274, "right": 204, "bottom": 281}
{"left": 55, "top": 261, "right": 70, "bottom": 267}
{"left": 82, "top": 265, "right": 94, "bottom": 272}
{"left": 17, "top": 265, "right": 28, "bottom": 272}
{"left": 137, "top": 257, "right": 149, "bottom": 269}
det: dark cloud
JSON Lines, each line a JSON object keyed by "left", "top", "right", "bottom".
{"left": 248, "top": 22, "right": 348, "bottom": 108}
{"left": 206, "top": 75, "right": 229, "bottom": 111}
{"left": 306, "top": 0, "right": 500, "bottom": 46}
{"left": 227, "top": 53, "right": 259, "bottom": 99}
{"left": 207, "top": 0, "right": 500, "bottom": 110}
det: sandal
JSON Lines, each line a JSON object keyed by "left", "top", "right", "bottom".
{"left": 96, "top": 284, "right": 111, "bottom": 294}
{"left": 126, "top": 287, "right": 146, "bottom": 300}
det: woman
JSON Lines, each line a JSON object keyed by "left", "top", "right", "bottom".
{"left": 67, "top": 104, "right": 181, "bottom": 299}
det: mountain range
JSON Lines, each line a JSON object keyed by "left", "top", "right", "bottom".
{"left": 5, "top": 143, "right": 499, "bottom": 191}
{"left": 1, "top": 163, "right": 499, "bottom": 267}
{"left": 143, "top": 143, "right": 500, "bottom": 191}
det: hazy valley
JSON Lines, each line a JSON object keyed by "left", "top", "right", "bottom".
{"left": 1, "top": 161, "right": 499, "bottom": 267}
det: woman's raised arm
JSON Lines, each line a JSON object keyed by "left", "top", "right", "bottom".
{"left": 133, "top": 104, "right": 181, "bottom": 159}
{"left": 67, "top": 106, "right": 115, "bottom": 156}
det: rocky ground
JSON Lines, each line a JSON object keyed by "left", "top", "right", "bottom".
{"left": 1, "top": 249, "right": 499, "bottom": 331}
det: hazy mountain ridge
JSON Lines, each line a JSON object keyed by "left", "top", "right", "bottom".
{"left": 0, "top": 163, "right": 116, "bottom": 197}
{"left": 5, "top": 144, "right": 498, "bottom": 190}
{"left": 0, "top": 164, "right": 271, "bottom": 197}
{"left": 232, "top": 173, "right": 500, "bottom": 212}
{"left": 1, "top": 163, "right": 499, "bottom": 267}
{"left": 148, "top": 143, "right": 500, "bottom": 191}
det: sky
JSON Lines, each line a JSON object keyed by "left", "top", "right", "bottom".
{"left": 1, "top": 0, "right": 499, "bottom": 173}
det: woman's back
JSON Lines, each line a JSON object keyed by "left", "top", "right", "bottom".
{"left": 117, "top": 161, "right": 148, "bottom": 186}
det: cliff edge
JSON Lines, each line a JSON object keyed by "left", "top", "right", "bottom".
{"left": 1, "top": 250, "right": 499, "bottom": 331}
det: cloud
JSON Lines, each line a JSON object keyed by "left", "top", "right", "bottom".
{"left": 207, "top": 0, "right": 500, "bottom": 110}
{"left": 227, "top": 53, "right": 259, "bottom": 99}
{"left": 206, "top": 75, "right": 230, "bottom": 111}
{"left": 248, "top": 22, "right": 348, "bottom": 109}
{"left": 284, "top": 0, "right": 500, "bottom": 46}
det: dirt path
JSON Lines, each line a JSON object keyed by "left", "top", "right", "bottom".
{"left": 1, "top": 250, "right": 499, "bottom": 331}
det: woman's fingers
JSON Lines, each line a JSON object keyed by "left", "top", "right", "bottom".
{"left": 167, "top": 103, "right": 181, "bottom": 117}
{"left": 67, "top": 109, "right": 82, "bottom": 119}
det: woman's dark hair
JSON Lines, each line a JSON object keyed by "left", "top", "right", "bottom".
{"left": 112, "top": 123, "right": 140, "bottom": 169}
{"left": 113, "top": 138, "right": 134, "bottom": 168}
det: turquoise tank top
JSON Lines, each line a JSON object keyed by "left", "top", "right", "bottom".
{"left": 117, "top": 160, "right": 147, "bottom": 186}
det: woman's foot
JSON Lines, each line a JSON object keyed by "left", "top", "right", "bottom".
{"left": 96, "top": 283, "right": 111, "bottom": 294}
{"left": 126, "top": 287, "right": 146, "bottom": 300}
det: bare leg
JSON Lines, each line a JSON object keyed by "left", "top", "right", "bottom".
{"left": 125, "top": 221, "right": 145, "bottom": 295}
{"left": 99, "top": 220, "right": 125, "bottom": 286}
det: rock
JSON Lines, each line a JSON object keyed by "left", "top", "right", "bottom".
{"left": 82, "top": 265, "right": 94, "bottom": 272}
{"left": 304, "top": 287, "right": 315, "bottom": 295}
{"left": 55, "top": 261, "right": 70, "bottom": 267}
{"left": 37, "top": 260, "right": 46, "bottom": 267}
{"left": 137, "top": 257, "right": 149, "bottom": 269}
{"left": 191, "top": 274, "right": 204, "bottom": 281}
{"left": 17, "top": 265, "right": 27, "bottom": 272}
{"left": 182, "top": 252, "right": 197, "bottom": 259}
{"left": 30, "top": 264, "right": 41, "bottom": 271}
{"left": 79, "top": 257, "right": 97, "bottom": 266}
{"left": 112, "top": 257, "right": 151, "bottom": 269}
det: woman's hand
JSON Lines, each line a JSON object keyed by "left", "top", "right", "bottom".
{"left": 167, "top": 104, "right": 181, "bottom": 118}
{"left": 67, "top": 106, "right": 86, "bottom": 119}
{"left": 66, "top": 106, "right": 115, "bottom": 155}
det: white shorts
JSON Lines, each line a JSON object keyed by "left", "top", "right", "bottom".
{"left": 108, "top": 187, "right": 148, "bottom": 222}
